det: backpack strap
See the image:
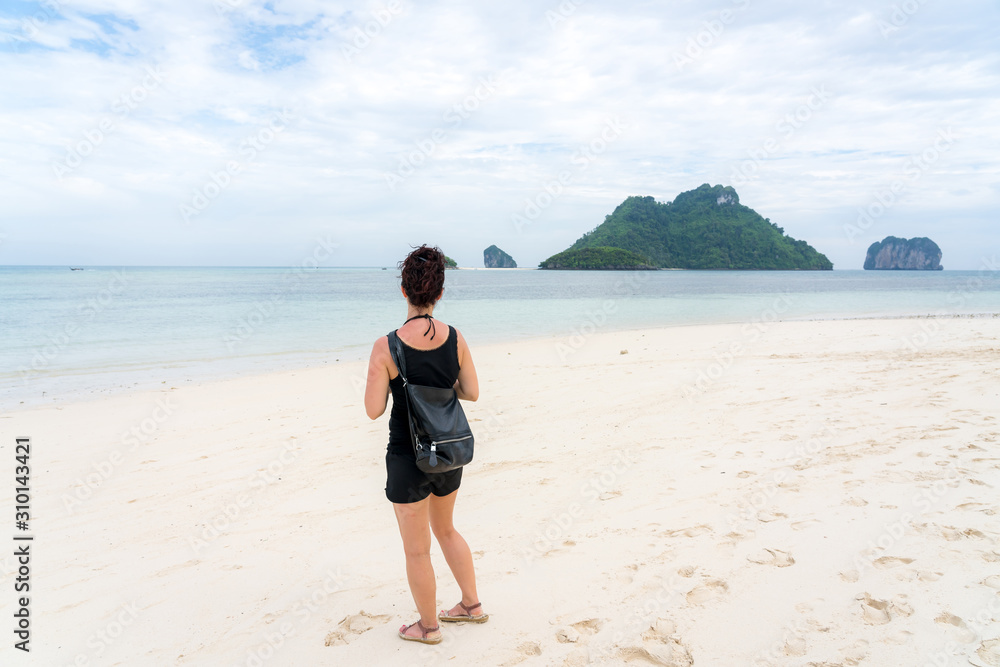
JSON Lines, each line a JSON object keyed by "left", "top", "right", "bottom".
{"left": 387, "top": 331, "right": 419, "bottom": 455}
{"left": 387, "top": 330, "right": 407, "bottom": 383}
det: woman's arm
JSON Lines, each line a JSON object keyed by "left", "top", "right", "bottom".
{"left": 453, "top": 329, "right": 479, "bottom": 402}
{"left": 364, "top": 336, "right": 392, "bottom": 419}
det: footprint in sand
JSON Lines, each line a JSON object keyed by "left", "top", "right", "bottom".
{"left": 756, "top": 510, "right": 788, "bottom": 523}
{"left": 501, "top": 643, "right": 543, "bottom": 666}
{"left": 982, "top": 575, "right": 1000, "bottom": 589}
{"left": 324, "top": 611, "right": 391, "bottom": 645}
{"left": 974, "top": 638, "right": 1000, "bottom": 667}
{"left": 872, "top": 556, "right": 915, "bottom": 569}
{"left": 617, "top": 618, "right": 692, "bottom": 666}
{"left": 783, "top": 635, "right": 807, "bottom": 656}
{"left": 859, "top": 594, "right": 892, "bottom": 625}
{"left": 572, "top": 618, "right": 602, "bottom": 636}
{"left": 618, "top": 643, "right": 691, "bottom": 667}
{"left": 562, "top": 648, "right": 590, "bottom": 666}
{"left": 518, "top": 642, "right": 542, "bottom": 656}
{"left": 791, "top": 518, "right": 821, "bottom": 531}
{"left": 555, "top": 618, "right": 604, "bottom": 644}
{"left": 891, "top": 594, "right": 914, "bottom": 618}
{"left": 747, "top": 548, "right": 795, "bottom": 567}
{"left": 942, "top": 526, "right": 992, "bottom": 541}
{"left": 841, "top": 639, "right": 870, "bottom": 664}
{"left": 556, "top": 627, "right": 579, "bottom": 644}
{"left": 935, "top": 612, "right": 978, "bottom": 643}
{"left": 685, "top": 579, "right": 728, "bottom": 605}
{"left": 969, "top": 639, "right": 1000, "bottom": 667}
{"left": 664, "top": 525, "right": 713, "bottom": 538}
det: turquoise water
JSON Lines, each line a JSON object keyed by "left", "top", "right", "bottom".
{"left": 2, "top": 266, "right": 999, "bottom": 408}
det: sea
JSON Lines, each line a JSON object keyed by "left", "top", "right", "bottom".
{"left": 2, "top": 266, "right": 999, "bottom": 409}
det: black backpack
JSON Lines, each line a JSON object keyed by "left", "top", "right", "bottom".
{"left": 387, "top": 331, "right": 474, "bottom": 473}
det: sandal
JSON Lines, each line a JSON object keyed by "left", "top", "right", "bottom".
{"left": 438, "top": 601, "right": 489, "bottom": 623}
{"left": 398, "top": 620, "right": 442, "bottom": 644}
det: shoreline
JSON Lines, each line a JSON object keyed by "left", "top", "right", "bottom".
{"left": 5, "top": 311, "right": 1000, "bottom": 412}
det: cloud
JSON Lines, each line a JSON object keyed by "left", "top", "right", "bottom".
{"left": 0, "top": 0, "right": 997, "bottom": 268}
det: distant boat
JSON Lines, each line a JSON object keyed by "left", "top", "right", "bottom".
{"left": 70, "top": 267, "right": 84, "bottom": 271}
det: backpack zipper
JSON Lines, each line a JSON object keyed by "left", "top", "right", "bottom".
{"left": 431, "top": 435, "right": 472, "bottom": 445}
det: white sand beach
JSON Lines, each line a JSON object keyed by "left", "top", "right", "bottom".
{"left": 3, "top": 317, "right": 1000, "bottom": 666}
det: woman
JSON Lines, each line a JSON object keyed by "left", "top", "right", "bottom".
{"left": 364, "top": 245, "right": 488, "bottom": 645}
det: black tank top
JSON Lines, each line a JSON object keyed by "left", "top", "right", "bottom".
{"left": 387, "top": 324, "right": 460, "bottom": 454}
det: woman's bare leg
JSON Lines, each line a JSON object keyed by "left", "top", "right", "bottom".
{"left": 429, "top": 490, "right": 485, "bottom": 617}
{"left": 392, "top": 498, "right": 442, "bottom": 638}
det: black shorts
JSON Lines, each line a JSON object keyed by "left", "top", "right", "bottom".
{"left": 385, "top": 451, "right": 463, "bottom": 504}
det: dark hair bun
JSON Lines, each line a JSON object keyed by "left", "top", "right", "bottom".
{"left": 398, "top": 245, "right": 446, "bottom": 308}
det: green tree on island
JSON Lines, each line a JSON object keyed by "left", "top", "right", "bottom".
{"left": 541, "top": 184, "right": 833, "bottom": 270}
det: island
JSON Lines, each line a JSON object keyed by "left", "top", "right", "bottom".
{"left": 444, "top": 255, "right": 458, "bottom": 269}
{"left": 483, "top": 245, "right": 517, "bottom": 268}
{"left": 863, "top": 236, "right": 943, "bottom": 270}
{"left": 538, "top": 246, "right": 658, "bottom": 270}
{"left": 539, "top": 184, "right": 833, "bottom": 270}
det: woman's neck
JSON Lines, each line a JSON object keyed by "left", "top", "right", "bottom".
{"left": 405, "top": 305, "right": 434, "bottom": 320}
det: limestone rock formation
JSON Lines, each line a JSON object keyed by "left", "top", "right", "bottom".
{"left": 483, "top": 245, "right": 517, "bottom": 268}
{"left": 864, "top": 236, "right": 943, "bottom": 270}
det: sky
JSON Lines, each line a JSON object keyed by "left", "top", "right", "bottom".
{"left": 1, "top": 0, "right": 998, "bottom": 270}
